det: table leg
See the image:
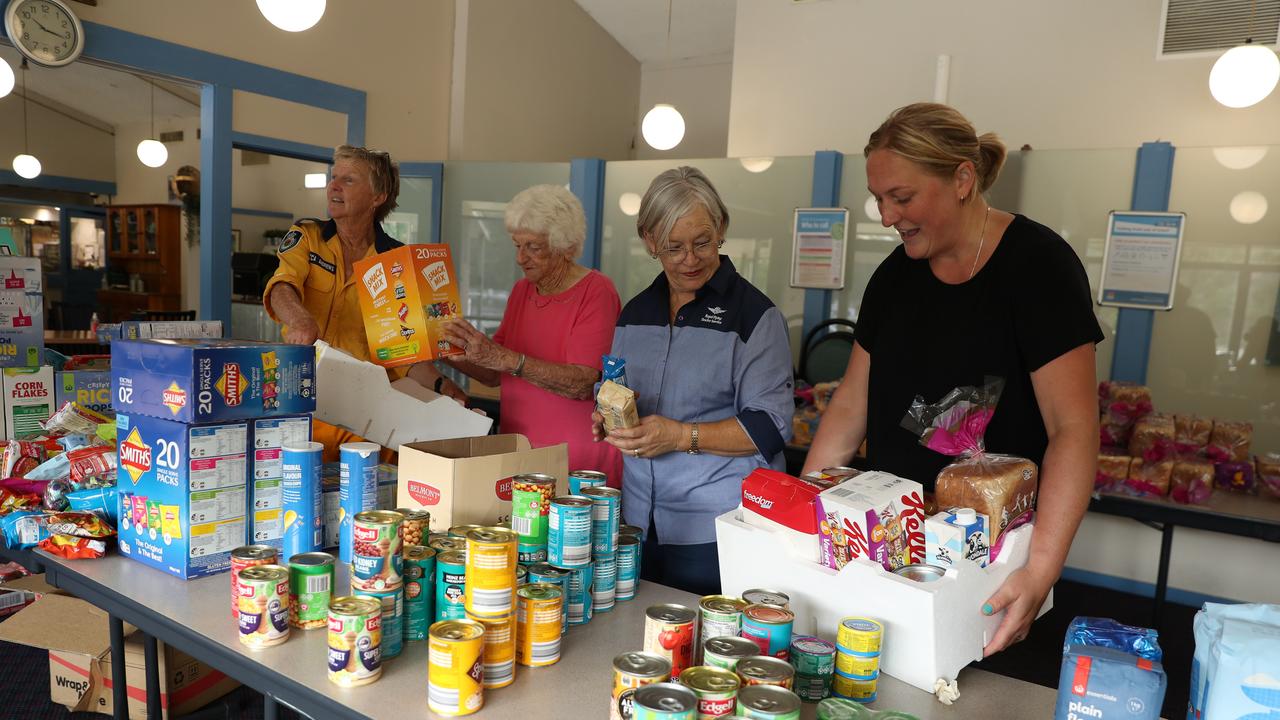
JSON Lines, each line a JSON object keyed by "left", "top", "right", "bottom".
{"left": 143, "top": 632, "right": 161, "bottom": 718}
{"left": 265, "top": 694, "right": 280, "bottom": 720}
{"left": 109, "top": 614, "right": 128, "bottom": 720}
{"left": 1153, "top": 523, "right": 1174, "bottom": 628}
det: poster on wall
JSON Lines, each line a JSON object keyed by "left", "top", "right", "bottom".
{"left": 1098, "top": 210, "right": 1186, "bottom": 310}
{"left": 790, "top": 208, "right": 849, "bottom": 290}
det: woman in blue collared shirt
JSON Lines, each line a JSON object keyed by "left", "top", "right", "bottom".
{"left": 592, "top": 166, "right": 794, "bottom": 595}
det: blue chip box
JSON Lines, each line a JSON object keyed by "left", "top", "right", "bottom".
{"left": 55, "top": 370, "right": 113, "bottom": 417}
{"left": 115, "top": 412, "right": 250, "bottom": 580}
{"left": 111, "top": 339, "right": 316, "bottom": 423}
{"left": 248, "top": 414, "right": 313, "bottom": 548}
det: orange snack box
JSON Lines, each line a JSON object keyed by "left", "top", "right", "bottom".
{"left": 353, "top": 244, "right": 465, "bottom": 367}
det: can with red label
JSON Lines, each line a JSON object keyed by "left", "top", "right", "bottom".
{"left": 680, "top": 665, "right": 741, "bottom": 718}
{"left": 230, "top": 545, "right": 277, "bottom": 618}
{"left": 644, "top": 604, "right": 698, "bottom": 678}
{"left": 740, "top": 604, "right": 795, "bottom": 660}
{"left": 612, "top": 651, "right": 672, "bottom": 720}
{"left": 351, "top": 510, "right": 404, "bottom": 592}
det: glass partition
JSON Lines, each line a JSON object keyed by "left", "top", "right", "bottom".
{"left": 1149, "top": 145, "right": 1280, "bottom": 454}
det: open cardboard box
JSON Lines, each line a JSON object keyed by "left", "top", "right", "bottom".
{"left": 0, "top": 593, "right": 239, "bottom": 718}
{"left": 716, "top": 508, "right": 1052, "bottom": 693}
{"left": 313, "top": 340, "right": 492, "bottom": 449}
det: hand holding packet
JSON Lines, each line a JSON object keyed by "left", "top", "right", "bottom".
{"left": 597, "top": 380, "right": 639, "bottom": 431}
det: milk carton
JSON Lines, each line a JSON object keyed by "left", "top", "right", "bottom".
{"left": 3, "top": 365, "right": 55, "bottom": 439}
{"left": 247, "top": 415, "right": 312, "bottom": 548}
{"left": 115, "top": 412, "right": 250, "bottom": 579}
{"left": 352, "top": 244, "right": 464, "bottom": 367}
{"left": 925, "top": 508, "right": 990, "bottom": 568}
{"left": 55, "top": 370, "right": 113, "bottom": 417}
{"left": 816, "top": 471, "right": 925, "bottom": 572}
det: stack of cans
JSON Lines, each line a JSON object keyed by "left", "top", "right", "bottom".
{"left": 833, "top": 617, "right": 884, "bottom": 703}
{"left": 583, "top": 485, "right": 621, "bottom": 613}
{"left": 349, "top": 510, "right": 407, "bottom": 660}
{"left": 615, "top": 526, "right": 642, "bottom": 601}
{"left": 789, "top": 635, "right": 837, "bottom": 701}
{"left": 548, "top": 493, "right": 594, "bottom": 625}
{"left": 463, "top": 527, "right": 520, "bottom": 688}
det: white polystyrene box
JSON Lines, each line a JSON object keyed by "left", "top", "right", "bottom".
{"left": 740, "top": 506, "right": 821, "bottom": 564}
{"left": 716, "top": 507, "right": 1052, "bottom": 693}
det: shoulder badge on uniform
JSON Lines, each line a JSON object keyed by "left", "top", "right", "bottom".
{"left": 278, "top": 229, "right": 303, "bottom": 254}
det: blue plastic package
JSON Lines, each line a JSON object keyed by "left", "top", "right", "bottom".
{"left": 66, "top": 485, "right": 119, "bottom": 525}
{"left": 1188, "top": 602, "right": 1280, "bottom": 720}
{"left": 57, "top": 433, "right": 97, "bottom": 453}
{"left": 1, "top": 511, "right": 45, "bottom": 548}
{"left": 1066, "top": 616, "right": 1163, "bottom": 662}
{"left": 1055, "top": 645, "right": 1166, "bottom": 720}
{"left": 25, "top": 452, "right": 71, "bottom": 482}
{"left": 602, "top": 355, "right": 627, "bottom": 387}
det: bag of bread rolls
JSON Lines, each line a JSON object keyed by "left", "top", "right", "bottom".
{"left": 1096, "top": 452, "right": 1132, "bottom": 493}
{"left": 1169, "top": 459, "right": 1214, "bottom": 505}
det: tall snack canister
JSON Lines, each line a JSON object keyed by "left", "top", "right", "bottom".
{"left": 338, "top": 442, "right": 380, "bottom": 563}
{"left": 281, "top": 441, "right": 324, "bottom": 562}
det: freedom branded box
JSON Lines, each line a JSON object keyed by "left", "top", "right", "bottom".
{"left": 115, "top": 412, "right": 250, "bottom": 580}
{"left": 55, "top": 370, "right": 113, "bottom": 417}
{"left": 0, "top": 290, "right": 44, "bottom": 368}
{"left": 248, "top": 414, "right": 312, "bottom": 548}
{"left": 111, "top": 339, "right": 315, "bottom": 423}
{"left": 3, "top": 365, "right": 55, "bottom": 440}
{"left": 352, "top": 244, "right": 464, "bottom": 367}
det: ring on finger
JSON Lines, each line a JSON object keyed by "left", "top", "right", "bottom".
{"left": 633, "top": 449, "right": 640, "bottom": 457}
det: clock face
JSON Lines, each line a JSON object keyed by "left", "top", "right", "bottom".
{"left": 5, "top": 0, "right": 84, "bottom": 67}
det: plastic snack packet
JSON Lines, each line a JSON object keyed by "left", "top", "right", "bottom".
{"left": 1, "top": 441, "right": 47, "bottom": 479}
{"left": 42, "top": 402, "right": 111, "bottom": 437}
{"left": 37, "top": 533, "right": 107, "bottom": 559}
{"left": 602, "top": 355, "right": 628, "bottom": 388}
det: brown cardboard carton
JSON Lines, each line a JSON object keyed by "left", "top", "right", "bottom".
{"left": 396, "top": 434, "right": 568, "bottom": 529}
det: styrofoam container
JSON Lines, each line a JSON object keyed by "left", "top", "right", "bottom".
{"left": 716, "top": 507, "right": 1052, "bottom": 692}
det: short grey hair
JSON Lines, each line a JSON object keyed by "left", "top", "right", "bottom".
{"left": 636, "top": 166, "right": 730, "bottom": 249}
{"left": 504, "top": 184, "right": 586, "bottom": 259}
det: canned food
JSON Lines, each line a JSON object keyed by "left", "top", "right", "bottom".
{"left": 395, "top": 508, "right": 431, "bottom": 551}
{"left": 831, "top": 671, "right": 876, "bottom": 702}
{"left": 703, "top": 636, "right": 761, "bottom": 671}
{"left": 612, "top": 651, "right": 672, "bottom": 720}
{"left": 815, "top": 696, "right": 876, "bottom": 719}
{"left": 633, "top": 682, "right": 698, "bottom": 720}
{"left": 834, "top": 651, "right": 879, "bottom": 679}
{"left": 700, "top": 596, "right": 748, "bottom": 655}
{"left": 582, "top": 485, "right": 621, "bottom": 558}
{"left": 403, "top": 545, "right": 436, "bottom": 641}
{"left": 548, "top": 496, "right": 593, "bottom": 568}
{"left": 835, "top": 617, "right": 883, "bottom": 657}
{"left": 231, "top": 545, "right": 278, "bottom": 618}
{"left": 281, "top": 442, "right": 323, "bottom": 562}
{"left": 328, "top": 596, "right": 382, "bottom": 687}
{"left": 793, "top": 671, "right": 831, "bottom": 702}
{"left": 466, "top": 612, "right": 516, "bottom": 689}
{"left": 511, "top": 473, "right": 557, "bottom": 563}
{"left": 338, "top": 442, "right": 380, "bottom": 564}
{"left": 616, "top": 535, "right": 641, "bottom": 602}
{"left": 288, "top": 552, "right": 334, "bottom": 630}
{"left": 568, "top": 469, "right": 608, "bottom": 495}
{"left": 681, "top": 665, "right": 741, "bottom": 718}
{"left": 351, "top": 510, "right": 404, "bottom": 592}
{"left": 644, "top": 604, "right": 698, "bottom": 677}
{"left": 789, "top": 636, "right": 836, "bottom": 676}
{"left": 464, "top": 527, "right": 518, "bottom": 618}
{"left": 353, "top": 585, "right": 403, "bottom": 659}
{"left": 449, "top": 524, "right": 485, "bottom": 538}
{"left": 430, "top": 535, "right": 468, "bottom": 554}
{"left": 516, "top": 583, "right": 563, "bottom": 667}
{"left": 736, "top": 656, "right": 795, "bottom": 690}
{"left": 237, "top": 564, "right": 290, "bottom": 648}
{"left": 527, "top": 563, "right": 570, "bottom": 633}
{"left": 736, "top": 685, "right": 802, "bottom": 719}
{"left": 436, "top": 550, "right": 468, "bottom": 621}
{"left": 516, "top": 564, "right": 528, "bottom": 585}
{"left": 893, "top": 564, "right": 946, "bottom": 583}
{"left": 428, "top": 619, "right": 486, "bottom": 716}
{"left": 593, "top": 554, "right": 617, "bottom": 613}
{"left": 619, "top": 524, "right": 645, "bottom": 539}
{"left": 560, "top": 562, "right": 594, "bottom": 625}
{"left": 740, "top": 589, "right": 789, "bottom": 609}
{"left": 740, "top": 604, "right": 795, "bottom": 660}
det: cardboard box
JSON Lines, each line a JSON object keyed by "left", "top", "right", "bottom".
{"left": 0, "top": 256, "right": 43, "bottom": 292}
{"left": 313, "top": 340, "right": 491, "bottom": 448}
{"left": 116, "top": 412, "right": 250, "bottom": 579}
{"left": 0, "top": 290, "right": 44, "bottom": 368}
{"left": 3, "top": 365, "right": 55, "bottom": 439}
{"left": 0, "top": 593, "right": 238, "bottom": 718}
{"left": 112, "top": 339, "right": 316, "bottom": 423}
{"left": 248, "top": 414, "right": 312, "bottom": 547}
{"left": 352, "top": 244, "right": 464, "bottom": 367}
{"left": 56, "top": 370, "right": 113, "bottom": 417}
{"left": 119, "top": 320, "right": 225, "bottom": 341}
{"left": 396, "top": 434, "right": 568, "bottom": 529}
{"left": 739, "top": 468, "right": 840, "bottom": 564}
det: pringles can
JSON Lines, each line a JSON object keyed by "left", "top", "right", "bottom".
{"left": 281, "top": 441, "right": 323, "bottom": 562}
{"left": 338, "top": 442, "right": 380, "bottom": 564}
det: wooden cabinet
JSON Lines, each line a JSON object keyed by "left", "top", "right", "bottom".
{"left": 98, "top": 204, "right": 183, "bottom": 322}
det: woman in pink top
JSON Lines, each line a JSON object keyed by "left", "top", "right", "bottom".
{"left": 442, "top": 184, "right": 623, "bottom": 486}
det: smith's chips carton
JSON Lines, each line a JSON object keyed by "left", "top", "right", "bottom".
{"left": 56, "top": 370, "right": 113, "bottom": 418}
{"left": 924, "top": 507, "right": 990, "bottom": 568}
{"left": 352, "top": 244, "right": 464, "bottom": 367}
{"left": 0, "top": 291, "right": 43, "bottom": 368}
{"left": 116, "top": 412, "right": 250, "bottom": 580}
{"left": 816, "top": 471, "right": 925, "bottom": 572}
{"left": 111, "top": 339, "right": 315, "bottom": 423}
{"left": 248, "top": 415, "right": 312, "bottom": 548}
{"left": 3, "top": 365, "right": 55, "bottom": 440}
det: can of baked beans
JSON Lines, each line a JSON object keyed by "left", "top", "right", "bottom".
{"left": 403, "top": 545, "right": 436, "bottom": 641}
{"left": 327, "top": 596, "right": 382, "bottom": 687}
{"left": 612, "top": 651, "right": 672, "bottom": 720}
{"left": 516, "top": 583, "right": 563, "bottom": 667}
{"left": 740, "top": 604, "right": 795, "bottom": 660}
{"left": 428, "top": 619, "right": 486, "bottom": 716}
{"left": 436, "top": 549, "right": 468, "bottom": 621}
{"left": 582, "top": 485, "right": 621, "bottom": 558}
{"left": 237, "top": 564, "right": 290, "bottom": 649}
{"left": 466, "top": 611, "right": 516, "bottom": 689}
{"left": 395, "top": 508, "right": 431, "bottom": 553}
{"left": 511, "top": 473, "right": 557, "bottom": 563}
{"left": 703, "top": 636, "right": 761, "bottom": 672}
{"left": 353, "top": 585, "right": 403, "bottom": 659}
{"left": 644, "top": 604, "right": 698, "bottom": 677}
{"left": 736, "top": 684, "right": 802, "bottom": 719}
{"left": 569, "top": 469, "right": 608, "bottom": 495}
{"left": 633, "top": 682, "right": 698, "bottom": 720}
{"left": 736, "top": 656, "right": 795, "bottom": 690}
{"left": 351, "top": 510, "right": 404, "bottom": 592}
{"left": 548, "top": 496, "right": 593, "bottom": 568}
{"left": 288, "top": 551, "right": 334, "bottom": 630}
{"left": 464, "top": 527, "right": 518, "bottom": 618}
{"left": 231, "top": 545, "right": 277, "bottom": 618}
{"left": 680, "top": 665, "right": 741, "bottom": 718}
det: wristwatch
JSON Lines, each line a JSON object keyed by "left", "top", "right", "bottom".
{"left": 687, "top": 423, "right": 701, "bottom": 455}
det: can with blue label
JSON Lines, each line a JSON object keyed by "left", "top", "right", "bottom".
{"left": 354, "top": 585, "right": 404, "bottom": 659}
{"left": 741, "top": 604, "right": 795, "bottom": 661}
{"left": 404, "top": 545, "right": 436, "bottom": 641}
{"left": 281, "top": 441, "right": 324, "bottom": 562}
{"left": 527, "top": 562, "right": 570, "bottom": 633}
{"left": 339, "top": 442, "right": 380, "bottom": 564}
{"left": 548, "top": 496, "right": 593, "bottom": 568}
{"left": 569, "top": 469, "right": 608, "bottom": 496}
{"left": 593, "top": 554, "right": 617, "bottom": 613}
{"left": 559, "top": 562, "right": 594, "bottom": 625}
{"left": 582, "top": 486, "right": 621, "bottom": 559}
{"left": 616, "top": 535, "right": 640, "bottom": 601}
{"left": 435, "top": 549, "right": 467, "bottom": 622}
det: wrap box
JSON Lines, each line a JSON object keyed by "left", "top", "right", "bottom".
{"left": 111, "top": 339, "right": 315, "bottom": 423}
{"left": 352, "top": 244, "right": 464, "bottom": 367}
{"left": 0, "top": 256, "right": 43, "bottom": 291}
{"left": 396, "top": 434, "right": 568, "bottom": 529}
{"left": 0, "top": 290, "right": 44, "bottom": 368}
{"left": 248, "top": 414, "right": 312, "bottom": 547}
{"left": 56, "top": 370, "right": 113, "bottom": 417}
{"left": 3, "top": 365, "right": 55, "bottom": 439}
{"left": 115, "top": 412, "right": 250, "bottom": 579}
{"left": 740, "top": 468, "right": 835, "bottom": 563}
{"left": 0, "top": 593, "right": 238, "bottom": 718}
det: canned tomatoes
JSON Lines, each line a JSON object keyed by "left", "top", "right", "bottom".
{"left": 527, "top": 563, "right": 570, "bottom": 633}
{"left": 516, "top": 583, "right": 563, "bottom": 667}
{"left": 593, "top": 554, "right": 617, "bottom": 613}
{"left": 464, "top": 527, "right": 518, "bottom": 618}
{"left": 328, "top": 596, "right": 382, "bottom": 687}
{"left": 633, "top": 682, "right": 698, "bottom": 720}
{"left": 736, "top": 685, "right": 802, "bottom": 719}
{"left": 354, "top": 585, "right": 404, "bottom": 659}
{"left": 569, "top": 469, "right": 608, "bottom": 495}
{"left": 741, "top": 589, "right": 790, "bottom": 609}
{"left": 836, "top": 617, "right": 883, "bottom": 657}
{"left": 644, "top": 604, "right": 698, "bottom": 677}
{"left": 616, "top": 535, "right": 641, "bottom": 602}
{"left": 403, "top": 545, "right": 436, "bottom": 641}
{"left": 288, "top": 551, "right": 334, "bottom": 630}
{"left": 237, "top": 564, "right": 290, "bottom": 649}
{"left": 736, "top": 656, "right": 795, "bottom": 690}
{"left": 740, "top": 604, "right": 795, "bottom": 660}
{"left": 681, "top": 665, "right": 741, "bottom": 719}
{"left": 351, "top": 510, "right": 404, "bottom": 592}
{"left": 436, "top": 550, "right": 468, "bottom": 621}
{"left": 612, "top": 651, "right": 672, "bottom": 720}
{"left": 511, "top": 473, "right": 556, "bottom": 563}
{"left": 700, "top": 596, "right": 748, "bottom": 656}
{"left": 428, "top": 619, "right": 486, "bottom": 716}
{"left": 548, "top": 496, "right": 593, "bottom": 568}
{"left": 703, "top": 636, "right": 761, "bottom": 671}
{"left": 395, "top": 508, "right": 431, "bottom": 551}
{"left": 582, "top": 485, "right": 621, "bottom": 558}
{"left": 466, "top": 612, "right": 516, "bottom": 689}
{"left": 230, "top": 545, "right": 277, "bottom": 618}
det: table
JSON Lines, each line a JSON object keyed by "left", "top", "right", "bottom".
{"left": 34, "top": 552, "right": 1060, "bottom": 720}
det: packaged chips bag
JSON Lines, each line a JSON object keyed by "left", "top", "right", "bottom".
{"left": 1, "top": 441, "right": 47, "bottom": 479}
{"left": 43, "top": 402, "right": 111, "bottom": 437}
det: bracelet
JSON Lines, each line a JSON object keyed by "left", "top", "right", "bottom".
{"left": 512, "top": 353, "right": 527, "bottom": 377}
{"left": 433, "top": 376, "right": 445, "bottom": 394}
{"left": 687, "top": 423, "right": 701, "bottom": 455}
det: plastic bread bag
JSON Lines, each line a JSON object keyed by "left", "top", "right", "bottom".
{"left": 1097, "top": 381, "right": 1153, "bottom": 448}
{"left": 901, "top": 377, "right": 1038, "bottom": 561}
{"left": 1214, "top": 461, "right": 1255, "bottom": 494}
{"left": 42, "top": 402, "right": 111, "bottom": 438}
{"left": 602, "top": 355, "right": 628, "bottom": 388}
{"left": 1173, "top": 415, "right": 1212, "bottom": 457}
{"left": 1095, "top": 452, "right": 1131, "bottom": 493}
{"left": 1169, "top": 459, "right": 1214, "bottom": 505}
{"left": 1207, "top": 420, "right": 1252, "bottom": 463}
{"left": 1124, "top": 458, "right": 1173, "bottom": 498}
{"left": 1127, "top": 413, "right": 1175, "bottom": 463}
{"left": 1258, "top": 453, "right": 1280, "bottom": 499}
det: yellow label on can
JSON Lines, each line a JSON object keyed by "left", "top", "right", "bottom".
{"left": 836, "top": 616, "right": 884, "bottom": 655}
{"left": 833, "top": 673, "right": 877, "bottom": 699}
{"left": 428, "top": 620, "right": 486, "bottom": 716}
{"left": 516, "top": 585, "right": 562, "bottom": 667}
{"left": 467, "top": 612, "right": 516, "bottom": 689}
{"left": 835, "top": 651, "right": 881, "bottom": 678}
{"left": 464, "top": 528, "right": 517, "bottom": 617}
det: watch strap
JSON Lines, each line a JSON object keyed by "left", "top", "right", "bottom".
{"left": 687, "top": 423, "right": 700, "bottom": 455}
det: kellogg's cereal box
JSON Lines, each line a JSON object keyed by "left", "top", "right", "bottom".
{"left": 111, "top": 339, "right": 315, "bottom": 423}
{"left": 816, "top": 471, "right": 925, "bottom": 572}
{"left": 352, "top": 244, "right": 464, "bottom": 367}
{"left": 3, "top": 365, "right": 54, "bottom": 440}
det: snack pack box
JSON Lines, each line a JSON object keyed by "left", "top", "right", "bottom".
{"left": 111, "top": 339, "right": 316, "bottom": 423}
{"left": 247, "top": 415, "right": 312, "bottom": 548}
{"left": 352, "top": 244, "right": 464, "bottom": 367}
{"left": 55, "top": 370, "right": 113, "bottom": 418}
{"left": 816, "top": 471, "right": 925, "bottom": 572}
{"left": 0, "top": 291, "right": 44, "bottom": 368}
{"left": 115, "top": 412, "right": 250, "bottom": 580}
{"left": 4, "top": 365, "right": 55, "bottom": 440}
{"left": 925, "top": 508, "right": 990, "bottom": 568}
{"left": 119, "top": 320, "right": 224, "bottom": 341}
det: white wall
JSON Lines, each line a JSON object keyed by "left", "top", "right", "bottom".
{"left": 635, "top": 58, "right": 733, "bottom": 160}
{"left": 0, "top": 92, "right": 114, "bottom": 181}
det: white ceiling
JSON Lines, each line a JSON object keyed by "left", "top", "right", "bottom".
{"left": 574, "top": 0, "right": 737, "bottom": 64}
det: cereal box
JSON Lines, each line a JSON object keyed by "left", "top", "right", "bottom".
{"left": 111, "top": 339, "right": 315, "bottom": 423}
{"left": 352, "top": 244, "right": 464, "bottom": 367}
{"left": 115, "top": 412, "right": 250, "bottom": 579}
{"left": 816, "top": 471, "right": 925, "bottom": 572}
{"left": 248, "top": 415, "right": 312, "bottom": 548}
{"left": 55, "top": 370, "right": 113, "bottom": 418}
{"left": 3, "top": 365, "right": 55, "bottom": 440}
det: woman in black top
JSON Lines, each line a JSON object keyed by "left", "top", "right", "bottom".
{"left": 804, "top": 103, "right": 1103, "bottom": 656}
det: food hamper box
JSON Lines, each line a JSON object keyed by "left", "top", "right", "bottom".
{"left": 352, "top": 244, "right": 464, "bottom": 367}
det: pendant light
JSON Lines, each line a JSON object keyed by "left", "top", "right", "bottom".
{"left": 1209, "top": 0, "right": 1280, "bottom": 108}
{"left": 257, "top": 0, "right": 326, "bottom": 32}
{"left": 136, "top": 80, "right": 169, "bottom": 168}
{"left": 641, "top": 0, "right": 685, "bottom": 151}
{"left": 0, "top": 58, "right": 13, "bottom": 99}
{"left": 12, "top": 61, "right": 40, "bottom": 180}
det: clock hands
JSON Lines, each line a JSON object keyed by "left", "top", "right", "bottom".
{"left": 28, "top": 17, "right": 67, "bottom": 41}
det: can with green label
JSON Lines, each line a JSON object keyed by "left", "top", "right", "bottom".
{"left": 288, "top": 552, "right": 334, "bottom": 630}
{"left": 403, "top": 544, "right": 436, "bottom": 640}
{"left": 511, "top": 473, "right": 556, "bottom": 563}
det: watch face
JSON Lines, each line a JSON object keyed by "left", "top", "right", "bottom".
{"left": 8, "top": 0, "right": 82, "bottom": 67}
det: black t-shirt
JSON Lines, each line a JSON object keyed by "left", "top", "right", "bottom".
{"left": 855, "top": 214, "right": 1104, "bottom": 489}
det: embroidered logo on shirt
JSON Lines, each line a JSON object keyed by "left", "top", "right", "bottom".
{"left": 278, "top": 229, "right": 302, "bottom": 254}
{"left": 700, "top": 306, "right": 727, "bottom": 325}
{"left": 308, "top": 252, "right": 337, "bottom": 274}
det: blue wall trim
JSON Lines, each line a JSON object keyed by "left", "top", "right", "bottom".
{"left": 1110, "top": 142, "right": 1176, "bottom": 384}
{"left": 232, "top": 133, "right": 335, "bottom": 164}
{"left": 1060, "top": 566, "right": 1238, "bottom": 609}
{"left": 0, "top": 171, "right": 116, "bottom": 196}
{"left": 802, "top": 151, "right": 844, "bottom": 339}
{"left": 201, "top": 84, "right": 233, "bottom": 328}
{"left": 232, "top": 207, "right": 295, "bottom": 220}
{"left": 400, "top": 163, "right": 444, "bottom": 246}
{"left": 570, "top": 158, "right": 606, "bottom": 270}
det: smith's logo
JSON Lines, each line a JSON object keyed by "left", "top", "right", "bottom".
{"left": 216, "top": 364, "right": 243, "bottom": 406}
{"left": 743, "top": 491, "right": 773, "bottom": 510}
{"left": 120, "top": 428, "right": 152, "bottom": 484}
{"left": 161, "top": 382, "right": 187, "bottom": 414}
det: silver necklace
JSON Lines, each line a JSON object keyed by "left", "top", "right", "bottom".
{"left": 969, "top": 206, "right": 992, "bottom": 280}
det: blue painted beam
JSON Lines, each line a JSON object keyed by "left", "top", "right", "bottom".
{"left": 231, "top": 132, "right": 335, "bottom": 164}
{"left": 232, "top": 207, "right": 296, "bottom": 220}
{"left": 802, "top": 151, "right": 844, "bottom": 338}
{"left": 0, "top": 171, "right": 116, "bottom": 196}
{"left": 570, "top": 158, "right": 606, "bottom": 270}
{"left": 201, "top": 84, "right": 233, "bottom": 328}
{"left": 401, "top": 163, "right": 444, "bottom": 246}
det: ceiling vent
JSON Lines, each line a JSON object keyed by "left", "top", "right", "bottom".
{"left": 1161, "top": 0, "right": 1280, "bottom": 57}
